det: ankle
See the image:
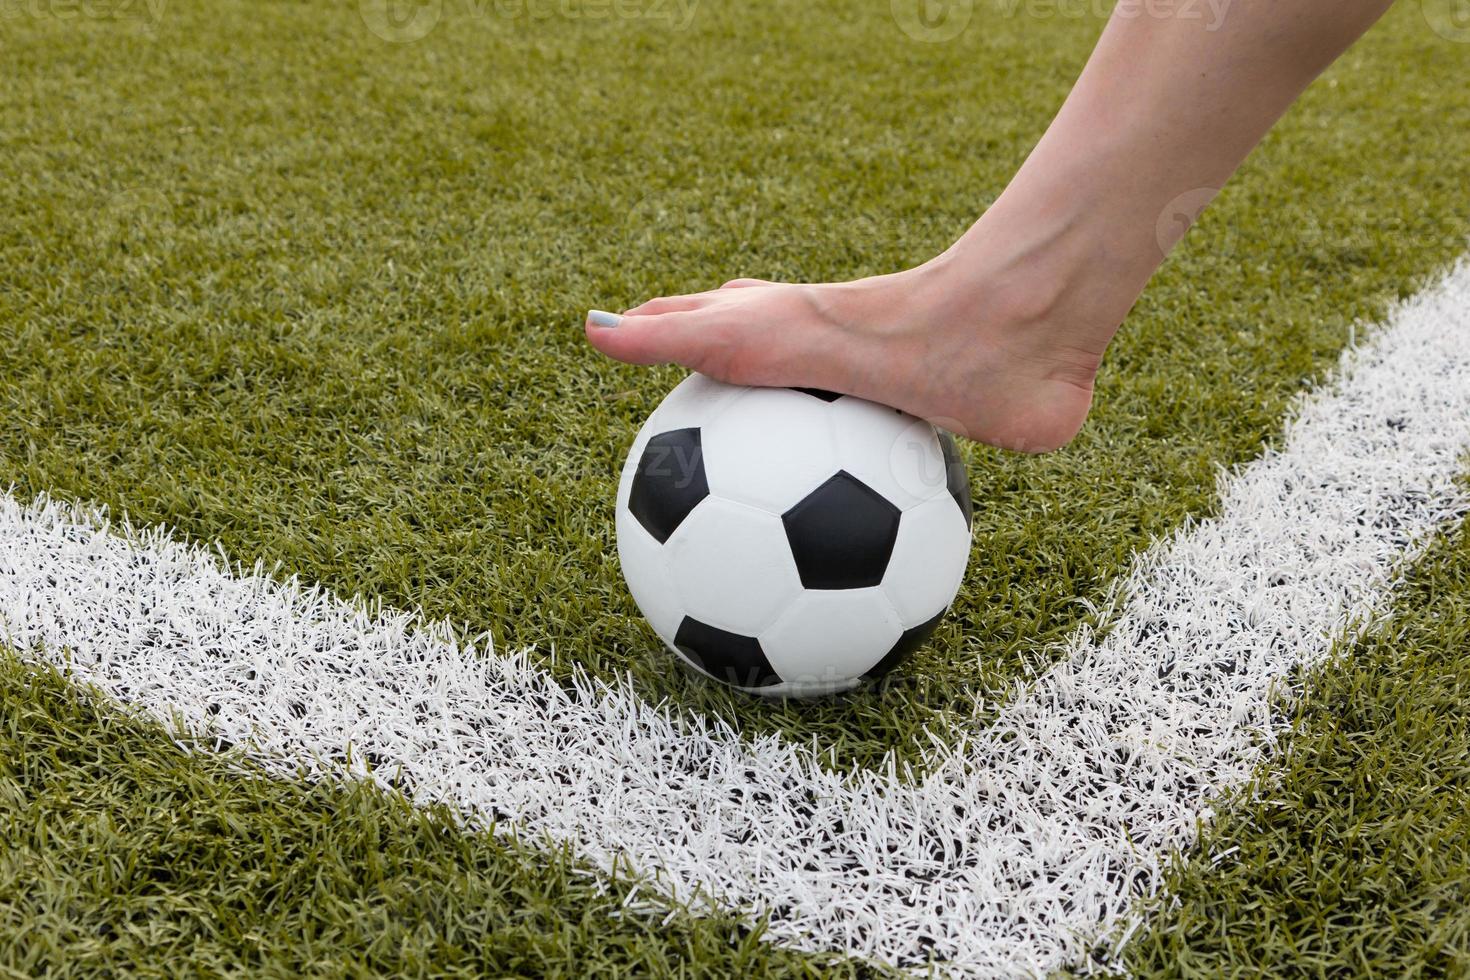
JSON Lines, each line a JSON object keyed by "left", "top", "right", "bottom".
{"left": 925, "top": 193, "right": 1157, "bottom": 370}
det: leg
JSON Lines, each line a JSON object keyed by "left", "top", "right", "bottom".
{"left": 586, "top": 0, "right": 1397, "bottom": 452}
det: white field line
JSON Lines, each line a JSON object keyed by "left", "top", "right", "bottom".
{"left": 3, "top": 262, "right": 1470, "bottom": 977}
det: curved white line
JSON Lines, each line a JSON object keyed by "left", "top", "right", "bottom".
{"left": 2, "top": 260, "right": 1469, "bottom": 976}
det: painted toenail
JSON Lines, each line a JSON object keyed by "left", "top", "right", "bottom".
{"left": 588, "top": 310, "right": 623, "bottom": 328}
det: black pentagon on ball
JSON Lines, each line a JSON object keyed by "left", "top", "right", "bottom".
{"left": 628, "top": 427, "right": 709, "bottom": 544}
{"left": 788, "top": 387, "right": 842, "bottom": 402}
{"left": 937, "top": 432, "right": 973, "bottom": 528}
{"left": 864, "top": 609, "right": 945, "bottom": 680}
{"left": 781, "top": 470, "right": 901, "bottom": 590}
{"left": 673, "top": 616, "right": 782, "bottom": 688}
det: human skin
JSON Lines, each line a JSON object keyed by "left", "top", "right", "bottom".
{"left": 585, "top": 0, "right": 1399, "bottom": 452}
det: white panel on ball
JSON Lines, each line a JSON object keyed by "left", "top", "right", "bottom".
{"left": 647, "top": 372, "right": 745, "bottom": 433}
{"left": 881, "top": 493, "right": 971, "bottom": 627}
{"left": 700, "top": 387, "right": 839, "bottom": 515}
{"left": 614, "top": 507, "right": 685, "bottom": 643}
{"left": 828, "top": 395, "right": 948, "bottom": 511}
{"left": 760, "top": 588, "right": 905, "bottom": 694}
{"left": 665, "top": 496, "right": 803, "bottom": 635}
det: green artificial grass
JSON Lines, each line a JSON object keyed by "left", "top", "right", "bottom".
{"left": 1123, "top": 508, "right": 1470, "bottom": 978}
{"left": 0, "top": 656, "right": 880, "bottom": 979}
{"left": 0, "top": 0, "right": 1468, "bottom": 975}
{"left": 0, "top": 0, "right": 1467, "bottom": 772}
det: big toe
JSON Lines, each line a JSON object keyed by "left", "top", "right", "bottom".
{"left": 585, "top": 309, "right": 710, "bottom": 367}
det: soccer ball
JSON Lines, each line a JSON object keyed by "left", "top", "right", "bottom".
{"left": 615, "top": 374, "right": 972, "bottom": 698}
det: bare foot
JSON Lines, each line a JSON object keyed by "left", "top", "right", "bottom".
{"left": 583, "top": 0, "right": 1401, "bottom": 452}
{"left": 586, "top": 199, "right": 1159, "bottom": 452}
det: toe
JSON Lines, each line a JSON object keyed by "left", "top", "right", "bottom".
{"left": 622, "top": 292, "right": 717, "bottom": 316}
{"left": 585, "top": 309, "right": 713, "bottom": 367}
{"left": 720, "top": 277, "right": 770, "bottom": 289}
